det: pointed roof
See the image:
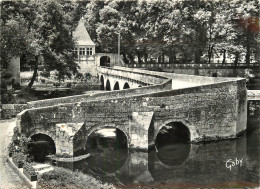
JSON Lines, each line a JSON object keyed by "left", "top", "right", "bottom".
{"left": 73, "top": 19, "right": 95, "bottom": 46}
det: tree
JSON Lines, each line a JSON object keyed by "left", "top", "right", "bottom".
{"left": 82, "top": 0, "right": 259, "bottom": 66}
{"left": 0, "top": 0, "right": 79, "bottom": 88}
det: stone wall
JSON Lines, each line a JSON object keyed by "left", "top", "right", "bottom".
{"left": 27, "top": 79, "right": 172, "bottom": 108}
{"left": 1, "top": 104, "right": 28, "bottom": 119}
{"left": 127, "top": 63, "right": 260, "bottom": 77}
{"left": 98, "top": 66, "right": 169, "bottom": 85}
{"left": 56, "top": 122, "right": 85, "bottom": 156}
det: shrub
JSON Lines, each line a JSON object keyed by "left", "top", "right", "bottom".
{"left": 66, "top": 82, "right": 72, "bottom": 88}
{"left": 40, "top": 70, "right": 50, "bottom": 78}
{"left": 12, "top": 153, "right": 27, "bottom": 163}
{"left": 38, "top": 167, "right": 115, "bottom": 189}
{"left": 53, "top": 82, "right": 61, "bottom": 87}
{"left": 13, "top": 81, "right": 21, "bottom": 90}
{"left": 23, "top": 163, "right": 37, "bottom": 176}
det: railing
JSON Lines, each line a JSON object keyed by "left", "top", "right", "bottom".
{"left": 126, "top": 63, "right": 260, "bottom": 69}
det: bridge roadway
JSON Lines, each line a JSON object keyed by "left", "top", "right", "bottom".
{"left": 17, "top": 66, "right": 247, "bottom": 156}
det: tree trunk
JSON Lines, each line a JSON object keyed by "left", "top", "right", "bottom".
{"left": 195, "top": 51, "right": 201, "bottom": 64}
{"left": 128, "top": 54, "right": 135, "bottom": 63}
{"left": 169, "top": 53, "right": 173, "bottom": 64}
{"left": 137, "top": 52, "right": 142, "bottom": 64}
{"left": 234, "top": 52, "right": 239, "bottom": 67}
{"left": 168, "top": 47, "right": 174, "bottom": 64}
{"left": 162, "top": 53, "right": 165, "bottom": 63}
{"left": 208, "top": 45, "right": 214, "bottom": 64}
{"left": 144, "top": 53, "right": 148, "bottom": 63}
{"left": 122, "top": 53, "right": 129, "bottom": 64}
{"left": 173, "top": 50, "right": 177, "bottom": 63}
{"left": 28, "top": 56, "right": 38, "bottom": 89}
{"left": 246, "top": 42, "right": 250, "bottom": 64}
{"left": 158, "top": 55, "right": 161, "bottom": 64}
{"left": 222, "top": 49, "right": 226, "bottom": 64}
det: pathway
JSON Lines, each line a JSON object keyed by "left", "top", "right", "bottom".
{"left": 0, "top": 119, "right": 29, "bottom": 189}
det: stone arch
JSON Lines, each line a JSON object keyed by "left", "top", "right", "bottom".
{"left": 100, "top": 56, "right": 111, "bottom": 67}
{"left": 155, "top": 122, "right": 190, "bottom": 146}
{"left": 86, "top": 125, "right": 130, "bottom": 149}
{"left": 28, "top": 130, "right": 56, "bottom": 143}
{"left": 106, "top": 79, "right": 111, "bottom": 91}
{"left": 85, "top": 126, "right": 129, "bottom": 174}
{"left": 100, "top": 75, "right": 104, "bottom": 90}
{"left": 30, "top": 133, "right": 56, "bottom": 154}
{"left": 148, "top": 120, "right": 192, "bottom": 167}
{"left": 123, "top": 82, "right": 130, "bottom": 89}
{"left": 113, "top": 81, "right": 120, "bottom": 90}
{"left": 150, "top": 119, "right": 197, "bottom": 145}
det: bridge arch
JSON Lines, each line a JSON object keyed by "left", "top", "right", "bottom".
{"left": 106, "top": 79, "right": 111, "bottom": 91}
{"left": 85, "top": 126, "right": 129, "bottom": 150}
{"left": 148, "top": 120, "right": 192, "bottom": 166}
{"left": 27, "top": 132, "right": 56, "bottom": 162}
{"left": 30, "top": 133, "right": 56, "bottom": 154}
{"left": 149, "top": 119, "right": 198, "bottom": 146}
{"left": 113, "top": 81, "right": 120, "bottom": 90}
{"left": 100, "top": 56, "right": 111, "bottom": 67}
{"left": 155, "top": 121, "right": 190, "bottom": 146}
{"left": 123, "top": 82, "right": 130, "bottom": 89}
{"left": 85, "top": 126, "right": 129, "bottom": 174}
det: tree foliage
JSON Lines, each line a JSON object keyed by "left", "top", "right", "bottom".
{"left": 84, "top": 0, "right": 259, "bottom": 65}
{"left": 0, "top": 0, "right": 85, "bottom": 88}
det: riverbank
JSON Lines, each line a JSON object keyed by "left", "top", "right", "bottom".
{"left": 0, "top": 119, "right": 115, "bottom": 189}
{"left": 0, "top": 119, "right": 30, "bottom": 189}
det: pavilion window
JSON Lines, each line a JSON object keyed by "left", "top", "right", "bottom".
{"left": 87, "top": 48, "right": 92, "bottom": 55}
{"left": 79, "top": 48, "right": 85, "bottom": 56}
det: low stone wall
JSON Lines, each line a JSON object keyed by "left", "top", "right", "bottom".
{"left": 127, "top": 63, "right": 260, "bottom": 77}
{"left": 1, "top": 104, "right": 28, "bottom": 120}
{"left": 98, "top": 66, "right": 169, "bottom": 85}
{"left": 27, "top": 79, "right": 172, "bottom": 108}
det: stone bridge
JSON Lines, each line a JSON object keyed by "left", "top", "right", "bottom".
{"left": 16, "top": 66, "right": 247, "bottom": 156}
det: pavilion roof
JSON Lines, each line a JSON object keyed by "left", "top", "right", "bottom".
{"left": 73, "top": 19, "right": 95, "bottom": 46}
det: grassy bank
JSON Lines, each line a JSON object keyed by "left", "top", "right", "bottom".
{"left": 38, "top": 167, "right": 115, "bottom": 189}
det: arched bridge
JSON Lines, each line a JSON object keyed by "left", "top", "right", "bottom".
{"left": 16, "top": 66, "right": 247, "bottom": 156}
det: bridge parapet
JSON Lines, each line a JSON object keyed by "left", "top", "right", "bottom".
{"left": 27, "top": 79, "right": 172, "bottom": 108}
{"left": 98, "top": 66, "right": 169, "bottom": 86}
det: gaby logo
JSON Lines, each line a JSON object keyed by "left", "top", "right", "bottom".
{"left": 225, "top": 158, "right": 243, "bottom": 170}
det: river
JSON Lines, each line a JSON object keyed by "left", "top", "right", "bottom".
{"left": 74, "top": 100, "right": 260, "bottom": 188}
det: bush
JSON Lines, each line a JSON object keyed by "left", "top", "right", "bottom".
{"left": 12, "top": 153, "right": 27, "bottom": 163}
{"left": 13, "top": 81, "right": 21, "bottom": 90}
{"left": 53, "top": 82, "right": 61, "bottom": 87}
{"left": 38, "top": 167, "right": 115, "bottom": 189}
{"left": 40, "top": 70, "right": 50, "bottom": 78}
{"left": 23, "top": 163, "right": 37, "bottom": 176}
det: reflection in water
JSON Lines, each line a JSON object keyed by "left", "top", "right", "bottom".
{"left": 156, "top": 144, "right": 191, "bottom": 166}
{"left": 74, "top": 128, "right": 129, "bottom": 183}
{"left": 75, "top": 100, "right": 260, "bottom": 188}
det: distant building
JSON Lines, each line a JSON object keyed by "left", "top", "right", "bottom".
{"left": 73, "top": 19, "right": 96, "bottom": 76}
